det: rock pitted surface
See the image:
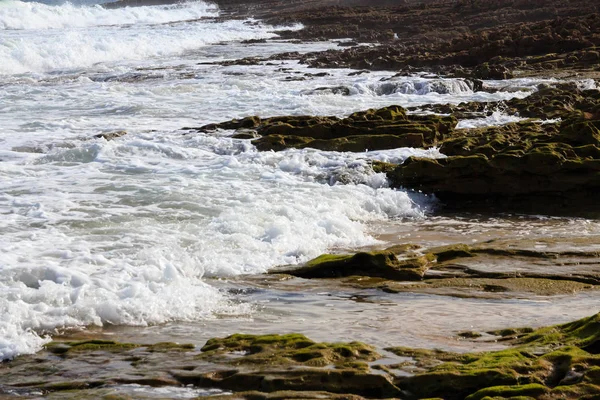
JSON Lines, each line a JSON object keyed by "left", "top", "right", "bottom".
{"left": 389, "top": 88, "right": 600, "bottom": 213}
{"left": 2, "top": 315, "right": 599, "bottom": 399}
{"left": 191, "top": 106, "right": 456, "bottom": 152}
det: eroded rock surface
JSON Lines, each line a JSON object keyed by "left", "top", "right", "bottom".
{"left": 2, "top": 315, "right": 599, "bottom": 399}
{"left": 273, "top": 236, "right": 600, "bottom": 299}
{"left": 0, "top": 335, "right": 398, "bottom": 399}
{"left": 390, "top": 88, "right": 600, "bottom": 214}
{"left": 189, "top": 105, "right": 456, "bottom": 152}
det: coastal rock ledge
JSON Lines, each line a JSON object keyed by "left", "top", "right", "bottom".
{"left": 389, "top": 88, "right": 600, "bottom": 214}
{"left": 190, "top": 87, "right": 600, "bottom": 215}
{"left": 1, "top": 314, "right": 599, "bottom": 399}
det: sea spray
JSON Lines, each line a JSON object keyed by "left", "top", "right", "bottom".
{"left": 0, "top": 0, "right": 218, "bottom": 30}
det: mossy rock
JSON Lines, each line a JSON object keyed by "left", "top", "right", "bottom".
{"left": 464, "top": 383, "right": 548, "bottom": 400}
{"left": 428, "top": 243, "right": 475, "bottom": 262}
{"left": 200, "top": 333, "right": 380, "bottom": 367}
{"left": 191, "top": 105, "right": 456, "bottom": 152}
{"left": 184, "top": 334, "right": 400, "bottom": 397}
{"left": 4, "top": 315, "right": 600, "bottom": 400}
{"left": 45, "top": 340, "right": 141, "bottom": 355}
{"left": 388, "top": 88, "right": 600, "bottom": 214}
{"left": 558, "top": 120, "right": 600, "bottom": 146}
{"left": 386, "top": 313, "right": 600, "bottom": 400}
{"left": 252, "top": 134, "right": 313, "bottom": 151}
{"left": 174, "top": 368, "right": 400, "bottom": 398}
{"left": 271, "top": 251, "right": 434, "bottom": 281}
{"left": 201, "top": 333, "right": 315, "bottom": 354}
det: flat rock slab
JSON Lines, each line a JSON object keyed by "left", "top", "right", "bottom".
{"left": 2, "top": 315, "right": 599, "bottom": 400}
{"left": 271, "top": 236, "right": 600, "bottom": 299}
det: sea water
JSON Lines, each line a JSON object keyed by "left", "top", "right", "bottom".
{"left": 1, "top": 0, "right": 599, "bottom": 360}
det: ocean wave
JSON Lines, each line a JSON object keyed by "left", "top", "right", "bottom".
{"left": 367, "top": 79, "right": 475, "bottom": 96}
{"left": 0, "top": 0, "right": 218, "bottom": 30}
{"left": 0, "top": 17, "right": 282, "bottom": 74}
{"left": 0, "top": 133, "right": 441, "bottom": 361}
{"left": 303, "top": 78, "right": 475, "bottom": 97}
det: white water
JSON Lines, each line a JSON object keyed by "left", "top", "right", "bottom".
{"left": 455, "top": 110, "right": 526, "bottom": 129}
{"left": 0, "top": 0, "right": 217, "bottom": 30}
{"left": 0, "top": 0, "right": 594, "bottom": 361}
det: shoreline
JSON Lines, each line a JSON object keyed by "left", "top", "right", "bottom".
{"left": 2, "top": 0, "right": 600, "bottom": 398}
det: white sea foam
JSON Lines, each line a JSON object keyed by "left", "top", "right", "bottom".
{"left": 0, "top": 0, "right": 217, "bottom": 30}
{"left": 364, "top": 78, "right": 475, "bottom": 96}
{"left": 484, "top": 77, "right": 598, "bottom": 92}
{"left": 456, "top": 111, "right": 525, "bottom": 129}
{"left": 0, "top": 19, "right": 286, "bottom": 74}
{"left": 302, "top": 77, "right": 476, "bottom": 97}
{"left": 0, "top": 134, "right": 439, "bottom": 359}
{"left": 0, "top": 0, "right": 581, "bottom": 361}
{"left": 0, "top": 0, "right": 303, "bottom": 74}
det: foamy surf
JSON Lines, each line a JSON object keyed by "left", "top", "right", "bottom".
{"left": 0, "top": 0, "right": 299, "bottom": 74}
{"left": 0, "top": 126, "right": 441, "bottom": 360}
{"left": 455, "top": 110, "right": 526, "bottom": 129}
{"left": 1, "top": 0, "right": 594, "bottom": 364}
{"left": 0, "top": 0, "right": 218, "bottom": 30}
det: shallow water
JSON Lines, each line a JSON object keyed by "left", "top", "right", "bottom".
{"left": 80, "top": 275, "right": 600, "bottom": 354}
{"left": 373, "top": 213, "right": 600, "bottom": 248}
{"left": 1, "top": 0, "right": 599, "bottom": 361}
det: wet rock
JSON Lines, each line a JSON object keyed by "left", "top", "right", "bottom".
{"left": 386, "top": 313, "right": 600, "bottom": 400}
{"left": 348, "top": 70, "right": 370, "bottom": 76}
{"left": 457, "top": 331, "right": 483, "bottom": 339}
{"left": 1, "top": 334, "right": 397, "bottom": 398}
{"left": 338, "top": 40, "right": 359, "bottom": 47}
{"left": 231, "top": 129, "right": 260, "bottom": 139}
{"left": 196, "top": 116, "right": 261, "bottom": 132}
{"left": 178, "top": 334, "right": 401, "bottom": 398}
{"left": 94, "top": 130, "right": 127, "bottom": 141}
{"left": 2, "top": 314, "right": 600, "bottom": 400}
{"left": 298, "top": 237, "right": 600, "bottom": 298}
{"left": 241, "top": 38, "right": 268, "bottom": 44}
{"left": 388, "top": 88, "right": 600, "bottom": 215}
{"left": 272, "top": 251, "right": 435, "bottom": 281}
{"left": 189, "top": 105, "right": 457, "bottom": 153}
{"left": 472, "top": 63, "right": 513, "bottom": 80}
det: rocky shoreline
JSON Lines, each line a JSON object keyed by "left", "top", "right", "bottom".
{"left": 189, "top": 84, "right": 600, "bottom": 216}
{"left": 2, "top": 312, "right": 599, "bottom": 399}
{"left": 203, "top": 0, "right": 600, "bottom": 81}
{"left": 3, "top": 0, "right": 600, "bottom": 399}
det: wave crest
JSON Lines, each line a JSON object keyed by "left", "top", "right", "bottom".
{"left": 0, "top": 0, "right": 218, "bottom": 30}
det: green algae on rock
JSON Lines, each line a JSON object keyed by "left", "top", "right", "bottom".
{"left": 277, "top": 238, "right": 600, "bottom": 298}
{"left": 389, "top": 88, "right": 600, "bottom": 215}
{"left": 385, "top": 313, "right": 600, "bottom": 400}
{"left": 198, "top": 333, "right": 380, "bottom": 368}
{"left": 271, "top": 250, "right": 435, "bottom": 281}
{"left": 0, "top": 335, "right": 398, "bottom": 399}
{"left": 176, "top": 333, "right": 401, "bottom": 398}
{"left": 2, "top": 315, "right": 600, "bottom": 399}
{"left": 189, "top": 105, "right": 456, "bottom": 153}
